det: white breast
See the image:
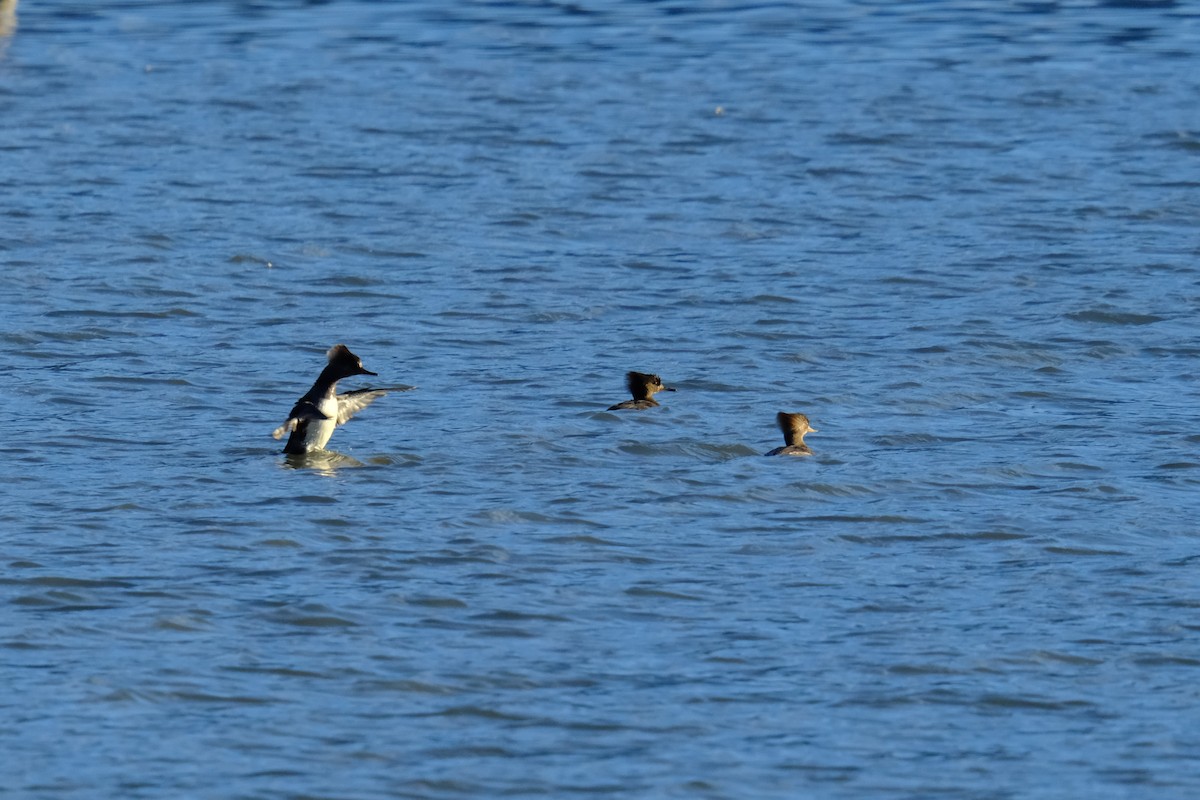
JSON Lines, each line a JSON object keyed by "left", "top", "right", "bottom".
{"left": 301, "top": 395, "right": 340, "bottom": 451}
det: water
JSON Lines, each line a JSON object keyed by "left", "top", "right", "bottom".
{"left": 3, "top": 1, "right": 1200, "bottom": 797}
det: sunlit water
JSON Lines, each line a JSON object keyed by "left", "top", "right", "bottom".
{"left": 3, "top": 1, "right": 1200, "bottom": 797}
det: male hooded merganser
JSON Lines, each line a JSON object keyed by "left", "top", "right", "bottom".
{"left": 765, "top": 412, "right": 818, "bottom": 456}
{"left": 607, "top": 371, "right": 675, "bottom": 411}
{"left": 271, "top": 344, "right": 396, "bottom": 454}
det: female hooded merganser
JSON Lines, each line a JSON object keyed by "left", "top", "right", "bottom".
{"left": 607, "top": 371, "right": 675, "bottom": 411}
{"left": 271, "top": 344, "right": 398, "bottom": 454}
{"left": 765, "top": 412, "right": 818, "bottom": 456}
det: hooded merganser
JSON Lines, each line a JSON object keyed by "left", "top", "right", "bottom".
{"left": 765, "top": 412, "right": 817, "bottom": 456}
{"left": 607, "top": 371, "right": 675, "bottom": 411}
{"left": 271, "top": 344, "right": 396, "bottom": 454}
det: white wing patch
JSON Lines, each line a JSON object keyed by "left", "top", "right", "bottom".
{"left": 271, "top": 418, "right": 298, "bottom": 440}
{"left": 271, "top": 399, "right": 332, "bottom": 440}
{"left": 335, "top": 385, "right": 414, "bottom": 426}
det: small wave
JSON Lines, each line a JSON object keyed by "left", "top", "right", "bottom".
{"left": 1066, "top": 309, "right": 1164, "bottom": 325}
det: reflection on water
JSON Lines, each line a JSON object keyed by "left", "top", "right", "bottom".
{"left": 282, "top": 450, "right": 367, "bottom": 474}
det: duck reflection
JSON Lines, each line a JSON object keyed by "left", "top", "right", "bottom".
{"left": 281, "top": 450, "right": 366, "bottom": 475}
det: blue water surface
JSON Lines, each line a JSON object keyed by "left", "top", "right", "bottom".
{"left": 2, "top": 1, "right": 1200, "bottom": 797}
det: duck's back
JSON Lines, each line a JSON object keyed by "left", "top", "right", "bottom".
{"left": 765, "top": 444, "right": 813, "bottom": 457}
{"left": 607, "top": 398, "right": 659, "bottom": 411}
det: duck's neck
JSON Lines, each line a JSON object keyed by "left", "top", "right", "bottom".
{"left": 305, "top": 365, "right": 344, "bottom": 399}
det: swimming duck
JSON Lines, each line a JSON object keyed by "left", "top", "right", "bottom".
{"left": 271, "top": 344, "right": 397, "bottom": 454}
{"left": 765, "top": 412, "right": 817, "bottom": 456}
{"left": 607, "top": 371, "right": 675, "bottom": 411}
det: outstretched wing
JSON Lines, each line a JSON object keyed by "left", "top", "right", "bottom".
{"left": 271, "top": 399, "right": 331, "bottom": 440}
{"left": 335, "top": 385, "right": 415, "bottom": 426}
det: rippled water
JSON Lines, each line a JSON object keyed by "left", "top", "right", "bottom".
{"left": 3, "top": 1, "right": 1200, "bottom": 797}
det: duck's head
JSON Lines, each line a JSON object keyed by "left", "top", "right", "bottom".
{"left": 627, "top": 371, "right": 675, "bottom": 400}
{"left": 326, "top": 343, "right": 377, "bottom": 379}
{"left": 777, "top": 411, "right": 817, "bottom": 444}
